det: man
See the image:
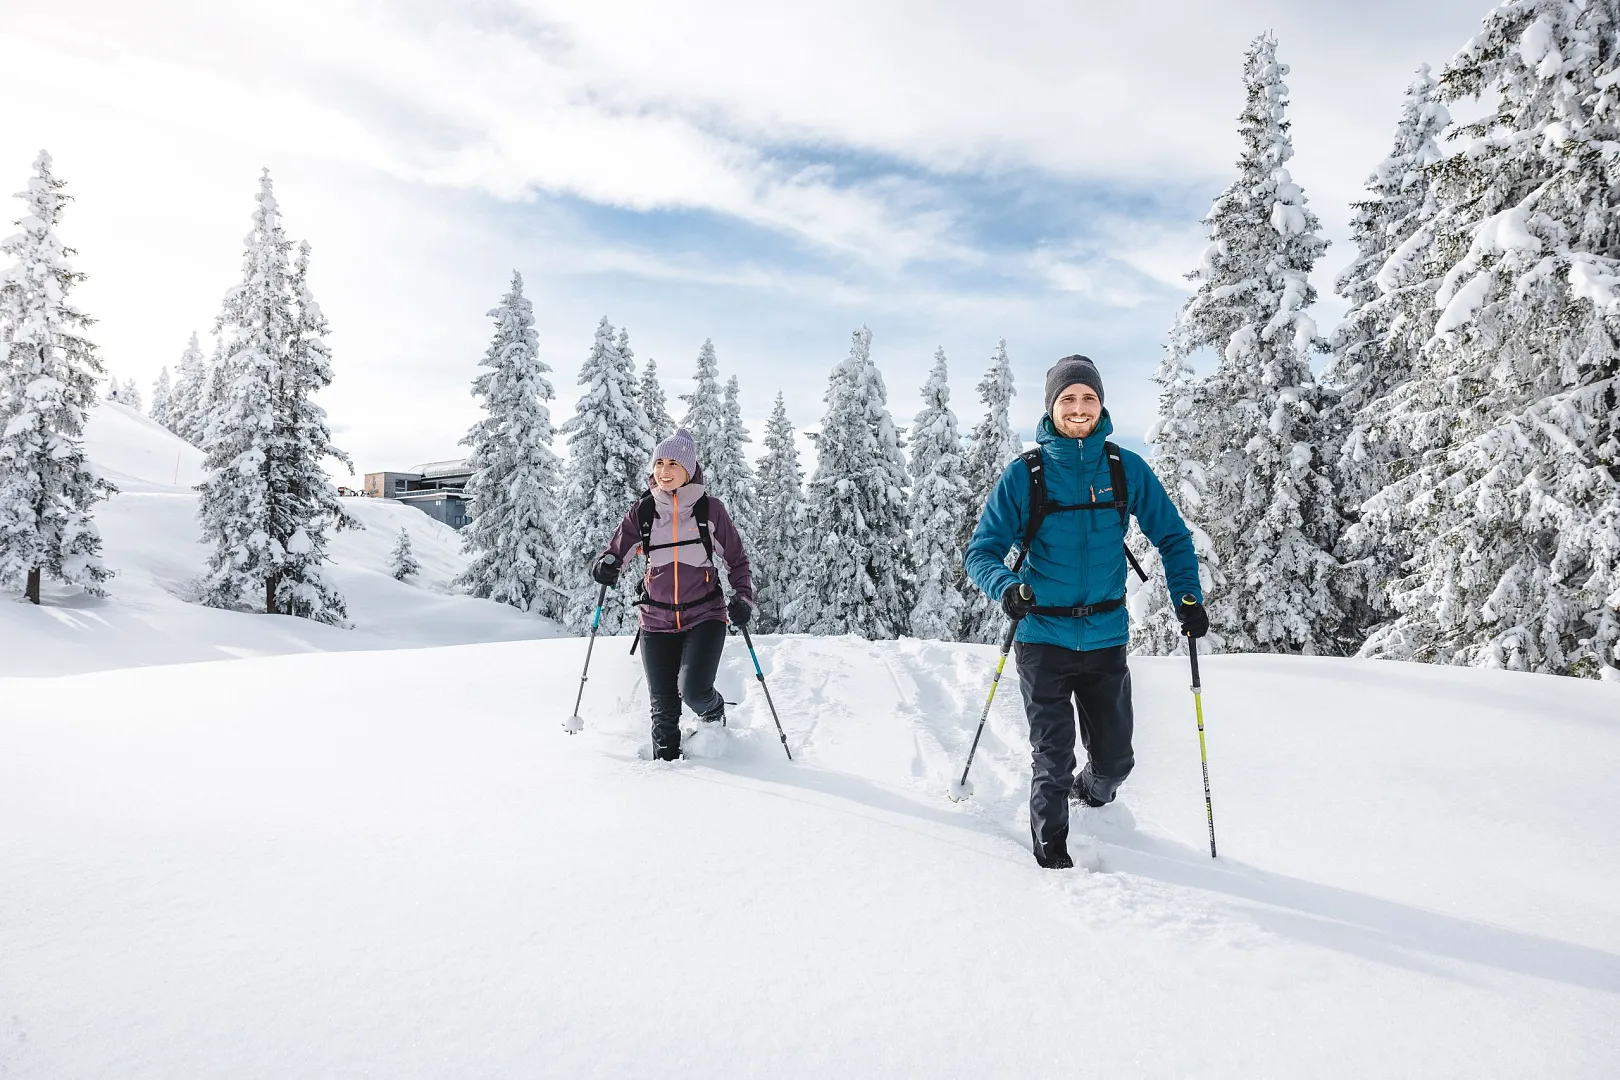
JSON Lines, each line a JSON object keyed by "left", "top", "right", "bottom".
{"left": 964, "top": 355, "right": 1207, "bottom": 870}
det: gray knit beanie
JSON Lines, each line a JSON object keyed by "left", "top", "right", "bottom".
{"left": 1044, "top": 355, "right": 1105, "bottom": 416}
{"left": 652, "top": 427, "right": 700, "bottom": 479}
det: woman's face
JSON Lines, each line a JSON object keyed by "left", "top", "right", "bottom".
{"left": 653, "top": 458, "right": 690, "bottom": 492}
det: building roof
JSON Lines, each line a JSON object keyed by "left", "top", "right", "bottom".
{"left": 410, "top": 458, "right": 472, "bottom": 479}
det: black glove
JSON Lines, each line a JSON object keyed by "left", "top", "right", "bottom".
{"left": 1176, "top": 595, "right": 1208, "bottom": 638}
{"left": 590, "top": 553, "right": 620, "bottom": 587}
{"left": 727, "top": 596, "right": 752, "bottom": 627}
{"left": 1001, "top": 583, "right": 1035, "bottom": 621}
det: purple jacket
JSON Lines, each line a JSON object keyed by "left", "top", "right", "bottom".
{"left": 603, "top": 478, "right": 754, "bottom": 633}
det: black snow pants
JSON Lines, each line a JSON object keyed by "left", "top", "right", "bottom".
{"left": 640, "top": 618, "right": 727, "bottom": 753}
{"left": 1015, "top": 642, "right": 1135, "bottom": 857}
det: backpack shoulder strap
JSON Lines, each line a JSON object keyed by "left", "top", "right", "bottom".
{"left": 1013, "top": 448, "right": 1046, "bottom": 573}
{"left": 1105, "top": 442, "right": 1149, "bottom": 583}
{"left": 692, "top": 493, "right": 715, "bottom": 564}
{"left": 634, "top": 491, "right": 656, "bottom": 555}
{"left": 1104, "top": 442, "right": 1129, "bottom": 527}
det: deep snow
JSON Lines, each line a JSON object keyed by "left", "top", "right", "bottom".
{"left": 1, "top": 401, "right": 1617, "bottom": 1078}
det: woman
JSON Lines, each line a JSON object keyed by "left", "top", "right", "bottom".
{"left": 591, "top": 428, "right": 755, "bottom": 760}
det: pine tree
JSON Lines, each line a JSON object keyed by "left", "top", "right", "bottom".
{"left": 908, "top": 348, "right": 972, "bottom": 641}
{"left": 957, "top": 339, "right": 1023, "bottom": 643}
{"left": 0, "top": 151, "right": 116, "bottom": 604}
{"left": 390, "top": 527, "right": 420, "bottom": 582}
{"left": 709, "top": 374, "right": 759, "bottom": 539}
{"left": 558, "top": 317, "right": 655, "bottom": 633}
{"left": 104, "top": 372, "right": 119, "bottom": 402}
{"left": 754, "top": 391, "right": 805, "bottom": 633}
{"left": 1361, "top": 0, "right": 1620, "bottom": 680}
{"left": 680, "top": 338, "right": 726, "bottom": 457}
{"left": 640, "top": 356, "right": 675, "bottom": 443}
{"left": 120, "top": 378, "right": 141, "bottom": 412}
{"left": 789, "top": 327, "right": 912, "bottom": 638}
{"left": 150, "top": 366, "right": 173, "bottom": 428}
{"left": 1324, "top": 64, "right": 1452, "bottom": 641}
{"left": 196, "top": 171, "right": 355, "bottom": 624}
{"left": 1134, "top": 347, "right": 1222, "bottom": 654}
{"left": 167, "top": 332, "right": 206, "bottom": 443}
{"left": 1161, "top": 34, "right": 1346, "bottom": 656}
{"left": 456, "top": 271, "right": 565, "bottom": 618}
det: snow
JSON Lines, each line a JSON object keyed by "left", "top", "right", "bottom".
{"left": 0, "top": 395, "right": 1618, "bottom": 1075}
{"left": 2, "top": 635, "right": 1618, "bottom": 1077}
{"left": 0, "top": 400, "right": 560, "bottom": 677}
{"left": 1436, "top": 269, "right": 1493, "bottom": 333}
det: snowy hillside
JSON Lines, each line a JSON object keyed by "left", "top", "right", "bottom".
{"left": 0, "top": 401, "right": 560, "bottom": 676}
{"left": 2, "top": 634, "right": 1617, "bottom": 1078}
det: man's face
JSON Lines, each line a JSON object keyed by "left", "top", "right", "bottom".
{"left": 1052, "top": 384, "right": 1101, "bottom": 439}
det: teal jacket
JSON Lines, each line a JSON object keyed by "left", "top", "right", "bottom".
{"left": 964, "top": 411, "right": 1202, "bottom": 651}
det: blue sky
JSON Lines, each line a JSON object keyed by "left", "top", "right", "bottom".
{"left": 0, "top": 0, "right": 1494, "bottom": 480}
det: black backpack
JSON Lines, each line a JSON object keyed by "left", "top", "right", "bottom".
{"left": 1010, "top": 442, "right": 1148, "bottom": 618}
{"left": 630, "top": 489, "right": 722, "bottom": 613}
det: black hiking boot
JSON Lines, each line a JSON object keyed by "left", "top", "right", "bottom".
{"left": 1070, "top": 773, "right": 1107, "bottom": 808}
{"left": 1033, "top": 837, "right": 1074, "bottom": 870}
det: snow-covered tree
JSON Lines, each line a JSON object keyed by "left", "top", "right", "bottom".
{"left": 1160, "top": 33, "right": 1347, "bottom": 656}
{"left": 753, "top": 391, "right": 805, "bottom": 633}
{"left": 150, "top": 366, "right": 172, "bottom": 428}
{"left": 167, "top": 332, "right": 207, "bottom": 443}
{"left": 957, "top": 339, "right": 1023, "bottom": 643}
{"left": 908, "top": 349, "right": 972, "bottom": 641}
{"left": 639, "top": 356, "right": 675, "bottom": 443}
{"left": 0, "top": 151, "right": 116, "bottom": 603}
{"left": 558, "top": 316, "right": 654, "bottom": 633}
{"left": 456, "top": 271, "right": 565, "bottom": 619}
{"left": 680, "top": 338, "right": 726, "bottom": 457}
{"left": 710, "top": 375, "right": 759, "bottom": 539}
{"left": 196, "top": 171, "right": 355, "bottom": 624}
{"left": 788, "top": 327, "right": 912, "bottom": 638}
{"left": 120, "top": 377, "right": 141, "bottom": 412}
{"left": 104, "top": 372, "right": 119, "bottom": 402}
{"left": 390, "top": 527, "right": 419, "bottom": 582}
{"left": 1324, "top": 64, "right": 1453, "bottom": 640}
{"left": 1361, "top": 0, "right": 1620, "bottom": 680}
{"left": 1133, "top": 347, "right": 1222, "bottom": 654}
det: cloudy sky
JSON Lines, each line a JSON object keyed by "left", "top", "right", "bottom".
{"left": 2, "top": 0, "right": 1494, "bottom": 480}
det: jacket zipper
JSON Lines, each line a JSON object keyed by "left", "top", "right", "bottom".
{"left": 672, "top": 490, "right": 681, "bottom": 630}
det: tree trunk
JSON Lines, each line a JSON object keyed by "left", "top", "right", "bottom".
{"left": 25, "top": 566, "right": 40, "bottom": 605}
{"left": 265, "top": 573, "right": 279, "bottom": 615}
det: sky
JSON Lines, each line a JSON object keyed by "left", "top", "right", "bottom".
{"left": 0, "top": 0, "right": 1496, "bottom": 481}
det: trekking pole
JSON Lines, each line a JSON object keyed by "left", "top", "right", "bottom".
{"left": 738, "top": 624, "right": 792, "bottom": 760}
{"left": 1187, "top": 633, "right": 1218, "bottom": 857}
{"left": 947, "top": 588, "right": 1027, "bottom": 802}
{"left": 564, "top": 583, "right": 609, "bottom": 734}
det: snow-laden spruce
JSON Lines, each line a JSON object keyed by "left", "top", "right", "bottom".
{"left": 167, "top": 332, "right": 207, "bottom": 444}
{"left": 789, "top": 327, "right": 912, "bottom": 638}
{"left": 558, "top": 317, "right": 654, "bottom": 634}
{"left": 149, "top": 367, "right": 172, "bottom": 429}
{"left": 714, "top": 375, "right": 760, "bottom": 539}
{"left": 753, "top": 391, "right": 805, "bottom": 633}
{"left": 455, "top": 272, "right": 565, "bottom": 619}
{"left": 1162, "top": 34, "right": 1347, "bottom": 656}
{"left": 196, "top": 171, "right": 355, "bottom": 624}
{"left": 907, "top": 349, "right": 971, "bottom": 641}
{"left": 957, "top": 339, "right": 1023, "bottom": 643}
{"left": 1361, "top": 0, "right": 1620, "bottom": 680}
{"left": 120, "top": 379, "right": 141, "bottom": 412}
{"left": 1325, "top": 64, "right": 1453, "bottom": 639}
{"left": 104, "top": 373, "right": 120, "bottom": 402}
{"left": 639, "top": 355, "right": 675, "bottom": 444}
{"left": 389, "top": 527, "right": 419, "bottom": 582}
{"left": 1134, "top": 346, "right": 1220, "bottom": 654}
{"left": 679, "top": 338, "right": 726, "bottom": 462}
{"left": 0, "top": 151, "right": 116, "bottom": 604}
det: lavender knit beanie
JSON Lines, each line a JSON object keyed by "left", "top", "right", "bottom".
{"left": 652, "top": 427, "right": 700, "bottom": 479}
